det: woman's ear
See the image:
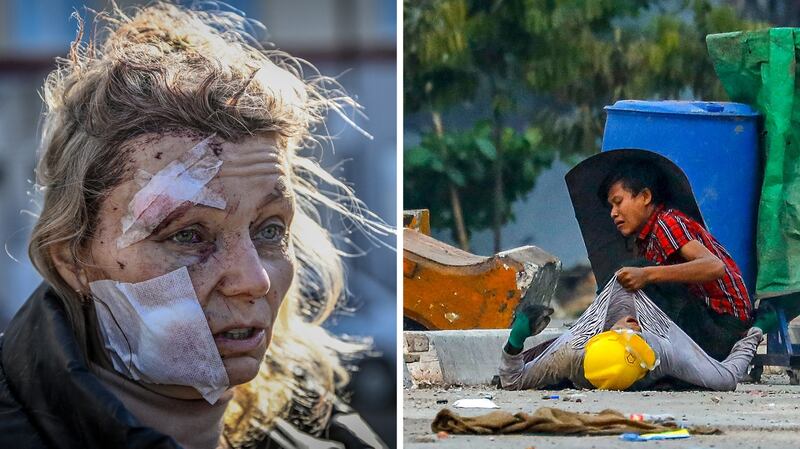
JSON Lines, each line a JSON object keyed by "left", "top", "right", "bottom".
{"left": 49, "top": 242, "right": 90, "bottom": 293}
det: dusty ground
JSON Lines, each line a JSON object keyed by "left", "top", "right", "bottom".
{"left": 404, "top": 375, "right": 800, "bottom": 449}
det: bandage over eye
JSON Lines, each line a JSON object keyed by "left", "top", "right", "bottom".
{"left": 117, "top": 135, "right": 227, "bottom": 248}
{"left": 89, "top": 266, "right": 230, "bottom": 404}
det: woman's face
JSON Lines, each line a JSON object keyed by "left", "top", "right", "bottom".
{"left": 86, "top": 130, "right": 295, "bottom": 387}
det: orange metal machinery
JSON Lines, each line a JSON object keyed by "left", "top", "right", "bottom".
{"left": 403, "top": 209, "right": 560, "bottom": 330}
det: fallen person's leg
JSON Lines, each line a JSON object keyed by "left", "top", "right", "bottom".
{"left": 641, "top": 321, "right": 762, "bottom": 391}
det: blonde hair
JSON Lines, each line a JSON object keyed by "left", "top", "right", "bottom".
{"left": 28, "top": 2, "right": 386, "bottom": 446}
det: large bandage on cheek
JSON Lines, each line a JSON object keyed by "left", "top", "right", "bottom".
{"left": 89, "top": 266, "right": 230, "bottom": 404}
{"left": 117, "top": 135, "right": 227, "bottom": 248}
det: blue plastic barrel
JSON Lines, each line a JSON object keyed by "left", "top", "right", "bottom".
{"left": 602, "top": 100, "right": 761, "bottom": 293}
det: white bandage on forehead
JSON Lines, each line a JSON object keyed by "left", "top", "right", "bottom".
{"left": 89, "top": 266, "right": 230, "bottom": 404}
{"left": 117, "top": 135, "right": 227, "bottom": 248}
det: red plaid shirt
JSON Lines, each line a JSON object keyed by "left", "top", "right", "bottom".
{"left": 636, "top": 206, "right": 752, "bottom": 322}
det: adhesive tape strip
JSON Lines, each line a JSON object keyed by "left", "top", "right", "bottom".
{"left": 117, "top": 135, "right": 226, "bottom": 248}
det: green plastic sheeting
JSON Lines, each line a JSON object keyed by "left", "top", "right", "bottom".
{"left": 707, "top": 28, "right": 800, "bottom": 299}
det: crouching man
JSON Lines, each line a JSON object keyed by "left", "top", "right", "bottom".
{"left": 499, "top": 278, "right": 762, "bottom": 391}
{"left": 601, "top": 160, "right": 752, "bottom": 361}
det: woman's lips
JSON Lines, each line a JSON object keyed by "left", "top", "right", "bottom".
{"left": 213, "top": 328, "right": 266, "bottom": 355}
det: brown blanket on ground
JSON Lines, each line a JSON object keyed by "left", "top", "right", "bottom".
{"left": 431, "top": 407, "right": 722, "bottom": 436}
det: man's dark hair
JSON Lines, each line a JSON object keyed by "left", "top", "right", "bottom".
{"left": 597, "top": 160, "right": 668, "bottom": 207}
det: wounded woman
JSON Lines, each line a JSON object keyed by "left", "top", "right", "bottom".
{"left": 0, "top": 3, "right": 387, "bottom": 449}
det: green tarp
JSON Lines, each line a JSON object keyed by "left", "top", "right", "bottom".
{"left": 708, "top": 28, "right": 800, "bottom": 299}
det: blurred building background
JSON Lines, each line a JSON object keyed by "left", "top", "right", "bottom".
{"left": 0, "top": 0, "right": 396, "bottom": 445}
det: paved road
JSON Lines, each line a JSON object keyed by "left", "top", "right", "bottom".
{"left": 404, "top": 375, "right": 800, "bottom": 449}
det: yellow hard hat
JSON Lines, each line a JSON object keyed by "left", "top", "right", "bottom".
{"left": 583, "top": 329, "right": 658, "bottom": 390}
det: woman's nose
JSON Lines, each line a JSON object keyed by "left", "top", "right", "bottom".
{"left": 216, "top": 236, "right": 271, "bottom": 299}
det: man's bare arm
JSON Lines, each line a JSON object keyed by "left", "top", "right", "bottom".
{"left": 617, "top": 240, "right": 725, "bottom": 290}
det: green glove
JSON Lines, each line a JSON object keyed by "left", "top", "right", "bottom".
{"left": 508, "top": 313, "right": 532, "bottom": 350}
{"left": 506, "top": 304, "right": 554, "bottom": 353}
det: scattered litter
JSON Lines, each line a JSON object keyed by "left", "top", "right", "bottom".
{"left": 711, "top": 396, "right": 721, "bottom": 404}
{"left": 436, "top": 431, "right": 449, "bottom": 440}
{"left": 488, "top": 437, "right": 495, "bottom": 441}
{"left": 620, "top": 429, "right": 691, "bottom": 441}
{"left": 641, "top": 392, "right": 652, "bottom": 397}
{"left": 452, "top": 398, "right": 499, "bottom": 409}
{"left": 436, "top": 399, "right": 448, "bottom": 404}
{"left": 767, "top": 403, "right": 776, "bottom": 407}
{"left": 562, "top": 394, "right": 586, "bottom": 402}
{"left": 542, "top": 394, "right": 560, "bottom": 400}
{"left": 480, "top": 392, "right": 494, "bottom": 400}
{"left": 628, "top": 413, "right": 675, "bottom": 424}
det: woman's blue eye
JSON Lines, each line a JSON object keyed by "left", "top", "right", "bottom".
{"left": 257, "top": 223, "right": 285, "bottom": 242}
{"left": 170, "top": 229, "right": 202, "bottom": 244}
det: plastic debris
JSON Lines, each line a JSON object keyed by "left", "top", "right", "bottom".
{"left": 562, "top": 394, "right": 586, "bottom": 402}
{"left": 452, "top": 398, "right": 499, "bottom": 409}
{"left": 628, "top": 413, "right": 676, "bottom": 424}
{"left": 620, "top": 429, "right": 690, "bottom": 441}
{"left": 542, "top": 394, "right": 560, "bottom": 400}
{"left": 436, "top": 431, "right": 449, "bottom": 440}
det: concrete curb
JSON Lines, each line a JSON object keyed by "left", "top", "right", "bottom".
{"left": 404, "top": 328, "right": 564, "bottom": 387}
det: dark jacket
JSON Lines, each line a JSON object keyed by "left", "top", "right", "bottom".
{"left": 0, "top": 284, "right": 385, "bottom": 449}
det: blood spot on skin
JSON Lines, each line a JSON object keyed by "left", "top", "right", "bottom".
{"left": 154, "top": 152, "right": 163, "bottom": 159}
{"left": 117, "top": 261, "right": 126, "bottom": 270}
{"left": 197, "top": 244, "right": 217, "bottom": 265}
{"left": 224, "top": 199, "right": 241, "bottom": 219}
{"left": 248, "top": 300, "right": 255, "bottom": 305}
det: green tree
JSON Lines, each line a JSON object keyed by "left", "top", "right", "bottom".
{"left": 521, "top": 0, "right": 767, "bottom": 161}
{"left": 405, "top": 122, "right": 552, "bottom": 246}
{"left": 404, "top": 0, "right": 477, "bottom": 249}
